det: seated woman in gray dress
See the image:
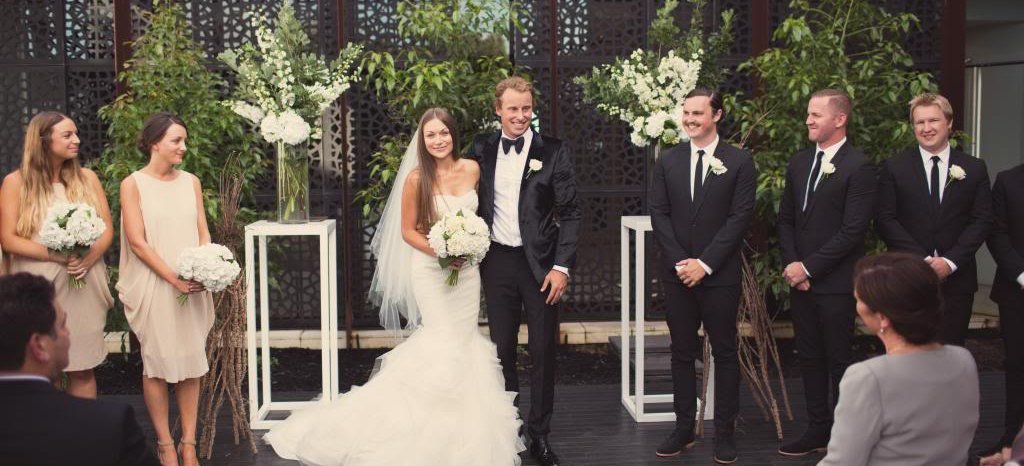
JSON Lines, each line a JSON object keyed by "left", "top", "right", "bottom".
{"left": 819, "top": 252, "right": 979, "bottom": 466}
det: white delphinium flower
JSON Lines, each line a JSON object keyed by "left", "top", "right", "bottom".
{"left": 230, "top": 101, "right": 265, "bottom": 125}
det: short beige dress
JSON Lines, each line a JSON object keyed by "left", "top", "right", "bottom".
{"left": 117, "top": 170, "right": 214, "bottom": 383}
{"left": 8, "top": 183, "right": 113, "bottom": 372}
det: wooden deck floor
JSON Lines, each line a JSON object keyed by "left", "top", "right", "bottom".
{"left": 106, "top": 372, "right": 1007, "bottom": 466}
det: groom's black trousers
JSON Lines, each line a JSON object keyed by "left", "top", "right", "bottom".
{"left": 662, "top": 278, "right": 740, "bottom": 431}
{"left": 482, "top": 242, "right": 559, "bottom": 438}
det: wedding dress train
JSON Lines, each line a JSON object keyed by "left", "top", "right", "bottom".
{"left": 265, "top": 191, "right": 524, "bottom": 466}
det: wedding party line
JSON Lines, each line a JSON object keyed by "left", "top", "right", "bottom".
{"left": 2, "top": 75, "right": 1023, "bottom": 466}
{"left": 1, "top": 1, "right": 1022, "bottom": 466}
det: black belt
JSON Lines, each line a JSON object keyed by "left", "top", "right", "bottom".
{"left": 490, "top": 241, "right": 524, "bottom": 252}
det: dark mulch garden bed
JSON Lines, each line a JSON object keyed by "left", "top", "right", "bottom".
{"left": 96, "top": 332, "right": 1006, "bottom": 395}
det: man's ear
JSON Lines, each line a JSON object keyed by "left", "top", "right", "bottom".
{"left": 24, "top": 333, "right": 51, "bottom": 365}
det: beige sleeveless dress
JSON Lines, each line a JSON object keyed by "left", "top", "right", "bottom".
{"left": 117, "top": 170, "right": 214, "bottom": 383}
{"left": 8, "top": 183, "right": 113, "bottom": 372}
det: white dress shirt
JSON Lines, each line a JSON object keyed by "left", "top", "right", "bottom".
{"left": 689, "top": 135, "right": 719, "bottom": 200}
{"left": 919, "top": 144, "right": 958, "bottom": 272}
{"left": 492, "top": 129, "right": 569, "bottom": 276}
{"left": 800, "top": 137, "right": 846, "bottom": 278}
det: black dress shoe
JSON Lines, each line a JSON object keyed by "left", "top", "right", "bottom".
{"left": 778, "top": 430, "right": 829, "bottom": 456}
{"left": 529, "top": 435, "right": 560, "bottom": 466}
{"left": 713, "top": 432, "right": 737, "bottom": 464}
{"left": 655, "top": 425, "right": 696, "bottom": 457}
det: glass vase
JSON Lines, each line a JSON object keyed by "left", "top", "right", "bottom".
{"left": 275, "top": 140, "right": 310, "bottom": 223}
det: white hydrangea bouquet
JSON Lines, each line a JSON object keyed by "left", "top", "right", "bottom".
{"left": 427, "top": 209, "right": 491, "bottom": 287}
{"left": 39, "top": 202, "right": 106, "bottom": 289}
{"left": 219, "top": 1, "right": 361, "bottom": 222}
{"left": 174, "top": 244, "right": 241, "bottom": 305}
{"left": 576, "top": 49, "right": 701, "bottom": 148}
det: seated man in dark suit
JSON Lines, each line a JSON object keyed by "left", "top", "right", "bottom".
{"left": 0, "top": 272, "right": 158, "bottom": 466}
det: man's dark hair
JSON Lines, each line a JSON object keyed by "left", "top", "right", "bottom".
{"left": 685, "top": 87, "right": 725, "bottom": 119}
{"left": 0, "top": 273, "right": 57, "bottom": 370}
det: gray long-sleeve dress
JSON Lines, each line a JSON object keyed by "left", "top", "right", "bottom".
{"left": 818, "top": 345, "right": 979, "bottom": 466}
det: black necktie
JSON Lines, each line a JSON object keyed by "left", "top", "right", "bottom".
{"left": 501, "top": 136, "right": 524, "bottom": 154}
{"left": 930, "top": 155, "right": 941, "bottom": 208}
{"left": 803, "top": 151, "right": 825, "bottom": 211}
{"left": 692, "top": 149, "right": 705, "bottom": 201}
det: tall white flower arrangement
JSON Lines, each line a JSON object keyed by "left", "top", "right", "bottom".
{"left": 587, "top": 49, "right": 703, "bottom": 148}
{"left": 219, "top": 3, "right": 362, "bottom": 146}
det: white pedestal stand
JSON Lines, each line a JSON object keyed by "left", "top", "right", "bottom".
{"left": 620, "top": 215, "right": 714, "bottom": 423}
{"left": 245, "top": 220, "right": 339, "bottom": 429}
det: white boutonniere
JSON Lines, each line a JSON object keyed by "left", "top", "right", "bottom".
{"left": 707, "top": 156, "right": 727, "bottom": 175}
{"left": 820, "top": 161, "right": 836, "bottom": 179}
{"left": 947, "top": 164, "right": 966, "bottom": 187}
{"left": 526, "top": 159, "right": 543, "bottom": 179}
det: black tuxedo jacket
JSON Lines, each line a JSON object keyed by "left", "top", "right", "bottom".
{"left": 777, "top": 142, "right": 877, "bottom": 294}
{"left": 649, "top": 141, "right": 756, "bottom": 286}
{"left": 468, "top": 129, "right": 581, "bottom": 283}
{"left": 876, "top": 147, "right": 993, "bottom": 294}
{"left": 0, "top": 379, "right": 157, "bottom": 466}
{"left": 988, "top": 164, "right": 1024, "bottom": 303}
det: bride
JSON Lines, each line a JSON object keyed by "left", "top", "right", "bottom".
{"left": 264, "top": 108, "right": 525, "bottom": 465}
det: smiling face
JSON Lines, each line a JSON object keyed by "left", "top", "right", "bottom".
{"left": 151, "top": 123, "right": 188, "bottom": 165}
{"left": 806, "top": 96, "right": 846, "bottom": 145}
{"left": 495, "top": 88, "right": 533, "bottom": 138}
{"left": 681, "top": 95, "right": 720, "bottom": 146}
{"left": 912, "top": 104, "right": 952, "bottom": 154}
{"left": 421, "top": 118, "right": 453, "bottom": 160}
{"left": 47, "top": 118, "right": 80, "bottom": 162}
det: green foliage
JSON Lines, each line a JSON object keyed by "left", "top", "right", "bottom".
{"left": 648, "top": 0, "right": 735, "bottom": 90}
{"left": 727, "top": 0, "right": 938, "bottom": 301}
{"left": 356, "top": 0, "right": 522, "bottom": 217}
{"left": 95, "top": 0, "right": 264, "bottom": 224}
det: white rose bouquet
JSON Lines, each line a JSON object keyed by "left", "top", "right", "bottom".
{"left": 38, "top": 202, "right": 106, "bottom": 289}
{"left": 427, "top": 209, "right": 491, "bottom": 286}
{"left": 175, "top": 243, "right": 241, "bottom": 305}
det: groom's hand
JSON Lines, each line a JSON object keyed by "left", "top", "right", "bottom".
{"left": 541, "top": 270, "right": 568, "bottom": 305}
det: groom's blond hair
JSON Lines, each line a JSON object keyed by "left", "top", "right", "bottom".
{"left": 494, "top": 76, "right": 534, "bottom": 108}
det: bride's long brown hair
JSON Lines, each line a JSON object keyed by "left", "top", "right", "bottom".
{"left": 414, "top": 107, "right": 460, "bottom": 231}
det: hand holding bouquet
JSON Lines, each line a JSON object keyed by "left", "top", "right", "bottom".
{"left": 175, "top": 243, "right": 241, "bottom": 305}
{"left": 39, "top": 202, "right": 106, "bottom": 288}
{"left": 427, "top": 209, "right": 490, "bottom": 286}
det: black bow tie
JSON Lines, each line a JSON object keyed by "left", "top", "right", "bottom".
{"left": 501, "top": 136, "right": 525, "bottom": 154}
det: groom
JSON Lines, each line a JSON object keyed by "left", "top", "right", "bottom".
{"left": 469, "top": 76, "right": 581, "bottom": 466}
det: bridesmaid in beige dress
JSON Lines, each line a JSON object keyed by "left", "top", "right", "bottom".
{"left": 118, "top": 112, "right": 213, "bottom": 466}
{"left": 0, "top": 111, "right": 114, "bottom": 399}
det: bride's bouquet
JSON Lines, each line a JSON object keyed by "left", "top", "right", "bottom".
{"left": 39, "top": 202, "right": 107, "bottom": 289}
{"left": 427, "top": 209, "right": 491, "bottom": 287}
{"left": 174, "top": 244, "right": 241, "bottom": 305}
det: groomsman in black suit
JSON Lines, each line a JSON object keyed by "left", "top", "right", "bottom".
{"left": 876, "top": 92, "right": 993, "bottom": 346}
{"left": 0, "top": 273, "right": 157, "bottom": 466}
{"left": 984, "top": 163, "right": 1024, "bottom": 455}
{"left": 777, "top": 89, "right": 877, "bottom": 456}
{"left": 650, "top": 88, "right": 756, "bottom": 464}
{"left": 468, "top": 76, "right": 581, "bottom": 466}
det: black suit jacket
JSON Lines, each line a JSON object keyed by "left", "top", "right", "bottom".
{"left": 777, "top": 142, "right": 877, "bottom": 294}
{"left": 876, "top": 147, "right": 993, "bottom": 294}
{"left": 0, "top": 379, "right": 158, "bottom": 466}
{"left": 468, "top": 129, "right": 581, "bottom": 283}
{"left": 649, "top": 141, "right": 757, "bottom": 286}
{"left": 988, "top": 164, "right": 1024, "bottom": 303}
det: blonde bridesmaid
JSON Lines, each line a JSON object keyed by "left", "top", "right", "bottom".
{"left": 0, "top": 111, "right": 114, "bottom": 399}
{"left": 118, "top": 112, "right": 213, "bottom": 466}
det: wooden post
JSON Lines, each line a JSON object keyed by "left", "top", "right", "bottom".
{"left": 940, "top": 0, "right": 966, "bottom": 131}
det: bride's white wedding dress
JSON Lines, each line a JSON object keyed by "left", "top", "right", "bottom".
{"left": 265, "top": 191, "right": 524, "bottom": 466}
